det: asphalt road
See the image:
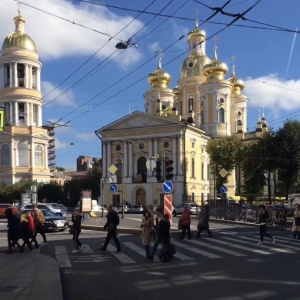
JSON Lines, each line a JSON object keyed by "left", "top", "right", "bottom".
{"left": 1, "top": 217, "right": 299, "bottom": 300}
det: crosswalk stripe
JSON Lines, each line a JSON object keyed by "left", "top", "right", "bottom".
{"left": 173, "top": 240, "right": 222, "bottom": 258}
{"left": 55, "top": 246, "right": 72, "bottom": 268}
{"left": 123, "top": 242, "right": 146, "bottom": 256}
{"left": 187, "top": 239, "right": 247, "bottom": 257}
{"left": 81, "top": 244, "right": 93, "bottom": 254}
{"left": 236, "top": 235, "right": 299, "bottom": 252}
{"left": 201, "top": 237, "right": 272, "bottom": 255}
{"left": 106, "top": 244, "right": 136, "bottom": 263}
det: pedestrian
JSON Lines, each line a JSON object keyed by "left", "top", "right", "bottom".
{"left": 99, "top": 205, "right": 121, "bottom": 253}
{"left": 148, "top": 208, "right": 162, "bottom": 260}
{"left": 196, "top": 204, "right": 212, "bottom": 237}
{"left": 5, "top": 208, "right": 22, "bottom": 254}
{"left": 20, "top": 214, "right": 33, "bottom": 252}
{"left": 27, "top": 212, "right": 39, "bottom": 249}
{"left": 180, "top": 206, "right": 192, "bottom": 240}
{"left": 292, "top": 203, "right": 300, "bottom": 239}
{"left": 71, "top": 209, "right": 84, "bottom": 253}
{"left": 257, "top": 205, "right": 275, "bottom": 245}
{"left": 140, "top": 210, "right": 154, "bottom": 259}
{"left": 157, "top": 214, "right": 171, "bottom": 262}
{"left": 148, "top": 204, "right": 156, "bottom": 240}
{"left": 32, "top": 205, "right": 47, "bottom": 245}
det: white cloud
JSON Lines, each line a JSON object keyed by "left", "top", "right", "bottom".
{"left": 76, "top": 132, "right": 97, "bottom": 141}
{"left": 55, "top": 138, "right": 68, "bottom": 150}
{"left": 42, "top": 82, "right": 76, "bottom": 106}
{"left": 244, "top": 74, "right": 300, "bottom": 120}
{"left": 0, "top": 0, "right": 144, "bottom": 67}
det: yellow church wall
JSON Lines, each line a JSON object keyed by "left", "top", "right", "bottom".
{"left": 0, "top": 88, "right": 41, "bottom": 98}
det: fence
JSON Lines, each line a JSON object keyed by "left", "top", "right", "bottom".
{"left": 209, "top": 205, "right": 295, "bottom": 227}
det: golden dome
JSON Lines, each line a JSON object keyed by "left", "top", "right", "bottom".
{"left": 180, "top": 53, "right": 211, "bottom": 78}
{"left": 148, "top": 58, "right": 171, "bottom": 87}
{"left": 2, "top": 13, "right": 37, "bottom": 52}
{"left": 229, "top": 66, "right": 245, "bottom": 91}
{"left": 188, "top": 26, "right": 206, "bottom": 41}
{"left": 202, "top": 47, "right": 228, "bottom": 78}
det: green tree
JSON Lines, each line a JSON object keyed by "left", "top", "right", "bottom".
{"left": 206, "top": 136, "right": 242, "bottom": 196}
{"left": 275, "top": 120, "right": 300, "bottom": 198}
{"left": 37, "top": 183, "right": 64, "bottom": 203}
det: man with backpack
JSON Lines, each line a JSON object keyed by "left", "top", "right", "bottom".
{"left": 99, "top": 205, "right": 121, "bottom": 253}
{"left": 32, "top": 205, "right": 47, "bottom": 245}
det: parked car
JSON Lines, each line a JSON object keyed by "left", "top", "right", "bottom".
{"left": 117, "top": 205, "right": 128, "bottom": 213}
{"left": 92, "top": 205, "right": 107, "bottom": 215}
{"left": 128, "top": 205, "right": 144, "bottom": 213}
{"left": 18, "top": 203, "right": 67, "bottom": 217}
{"left": 16, "top": 209, "right": 69, "bottom": 232}
{"left": 47, "top": 203, "right": 68, "bottom": 217}
{"left": 172, "top": 203, "right": 201, "bottom": 216}
{"left": 0, "top": 203, "right": 18, "bottom": 217}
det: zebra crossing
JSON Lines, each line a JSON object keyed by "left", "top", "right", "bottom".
{"left": 56, "top": 232, "right": 300, "bottom": 267}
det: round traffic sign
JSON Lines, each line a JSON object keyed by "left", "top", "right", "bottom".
{"left": 220, "top": 185, "right": 227, "bottom": 193}
{"left": 163, "top": 180, "right": 173, "bottom": 193}
{"left": 110, "top": 184, "right": 117, "bottom": 192}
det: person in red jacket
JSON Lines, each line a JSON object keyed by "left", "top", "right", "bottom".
{"left": 180, "top": 206, "right": 192, "bottom": 240}
{"left": 27, "top": 213, "right": 39, "bottom": 249}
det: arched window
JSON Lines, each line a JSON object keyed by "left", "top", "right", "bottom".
{"left": 17, "top": 142, "right": 28, "bottom": 166}
{"left": 0, "top": 144, "right": 10, "bottom": 166}
{"left": 137, "top": 157, "right": 147, "bottom": 183}
{"left": 219, "top": 108, "right": 225, "bottom": 123}
{"left": 35, "top": 145, "right": 43, "bottom": 166}
{"left": 136, "top": 188, "right": 146, "bottom": 206}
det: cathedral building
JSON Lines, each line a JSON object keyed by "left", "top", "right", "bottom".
{"left": 96, "top": 21, "right": 268, "bottom": 208}
{"left": 0, "top": 12, "right": 52, "bottom": 185}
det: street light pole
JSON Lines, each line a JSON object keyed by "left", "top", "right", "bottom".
{"left": 101, "top": 178, "right": 105, "bottom": 218}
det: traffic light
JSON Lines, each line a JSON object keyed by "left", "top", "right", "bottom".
{"left": 165, "top": 159, "right": 174, "bottom": 180}
{"left": 155, "top": 160, "right": 162, "bottom": 181}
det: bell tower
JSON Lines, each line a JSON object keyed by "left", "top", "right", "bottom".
{"left": 0, "top": 12, "right": 51, "bottom": 185}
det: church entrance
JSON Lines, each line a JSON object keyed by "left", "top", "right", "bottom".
{"left": 135, "top": 188, "right": 146, "bottom": 206}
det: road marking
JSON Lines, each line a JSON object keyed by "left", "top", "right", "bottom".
{"left": 107, "top": 244, "right": 136, "bottom": 263}
{"left": 173, "top": 241, "right": 222, "bottom": 258}
{"left": 187, "top": 239, "right": 247, "bottom": 257}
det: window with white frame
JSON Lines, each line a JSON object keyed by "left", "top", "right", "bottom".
{"left": 17, "top": 142, "right": 28, "bottom": 166}
{"left": 35, "top": 145, "right": 43, "bottom": 166}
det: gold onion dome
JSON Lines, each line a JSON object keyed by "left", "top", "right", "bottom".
{"left": 2, "top": 12, "right": 37, "bottom": 52}
{"left": 203, "top": 47, "right": 228, "bottom": 77}
{"left": 188, "top": 26, "right": 206, "bottom": 41}
{"left": 148, "top": 58, "right": 171, "bottom": 87}
{"left": 229, "top": 65, "right": 245, "bottom": 91}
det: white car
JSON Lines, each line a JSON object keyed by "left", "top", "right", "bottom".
{"left": 92, "top": 205, "right": 107, "bottom": 215}
{"left": 172, "top": 203, "right": 201, "bottom": 216}
{"left": 129, "top": 205, "right": 144, "bottom": 213}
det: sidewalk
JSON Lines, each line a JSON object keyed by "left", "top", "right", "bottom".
{"left": 0, "top": 249, "right": 63, "bottom": 300}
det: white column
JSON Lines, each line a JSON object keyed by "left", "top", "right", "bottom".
{"left": 28, "top": 65, "right": 32, "bottom": 88}
{"left": 36, "top": 69, "right": 41, "bottom": 91}
{"left": 13, "top": 63, "right": 18, "bottom": 87}
{"left": 25, "top": 103, "right": 29, "bottom": 126}
{"left": 107, "top": 141, "right": 111, "bottom": 172}
{"left": 9, "top": 64, "right": 13, "bottom": 87}
{"left": 31, "top": 143, "right": 35, "bottom": 168}
{"left": 38, "top": 105, "right": 42, "bottom": 127}
{"left": 123, "top": 141, "right": 128, "bottom": 177}
{"left": 102, "top": 141, "right": 107, "bottom": 178}
{"left": 24, "top": 64, "right": 28, "bottom": 88}
{"left": 14, "top": 102, "right": 18, "bottom": 125}
{"left": 9, "top": 102, "right": 13, "bottom": 124}
{"left": 172, "top": 136, "right": 177, "bottom": 175}
{"left": 10, "top": 140, "right": 14, "bottom": 167}
{"left": 128, "top": 142, "right": 133, "bottom": 177}
{"left": 44, "top": 144, "right": 49, "bottom": 169}
{"left": 178, "top": 135, "right": 183, "bottom": 175}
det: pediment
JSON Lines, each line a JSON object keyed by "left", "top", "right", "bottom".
{"left": 97, "top": 111, "right": 181, "bottom": 133}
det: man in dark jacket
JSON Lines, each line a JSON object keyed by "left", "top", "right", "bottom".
{"left": 257, "top": 205, "right": 275, "bottom": 245}
{"left": 99, "top": 205, "right": 121, "bottom": 253}
{"left": 196, "top": 205, "right": 212, "bottom": 237}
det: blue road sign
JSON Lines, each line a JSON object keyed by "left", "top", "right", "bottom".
{"left": 220, "top": 185, "right": 227, "bottom": 193}
{"left": 162, "top": 180, "right": 173, "bottom": 193}
{"left": 110, "top": 184, "right": 117, "bottom": 192}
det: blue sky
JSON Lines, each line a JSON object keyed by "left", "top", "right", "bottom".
{"left": 1, "top": 0, "right": 300, "bottom": 170}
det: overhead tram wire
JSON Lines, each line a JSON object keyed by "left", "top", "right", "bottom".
{"left": 59, "top": 1, "right": 259, "bottom": 125}
{"left": 42, "top": 0, "right": 159, "bottom": 109}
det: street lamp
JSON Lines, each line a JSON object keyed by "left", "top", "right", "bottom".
{"left": 101, "top": 178, "right": 105, "bottom": 218}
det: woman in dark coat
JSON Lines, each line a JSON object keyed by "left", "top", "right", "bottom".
{"left": 5, "top": 208, "right": 22, "bottom": 254}
{"left": 20, "top": 214, "right": 33, "bottom": 252}
{"left": 72, "top": 209, "right": 84, "bottom": 253}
